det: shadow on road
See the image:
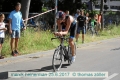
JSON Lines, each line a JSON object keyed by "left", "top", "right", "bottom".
{"left": 111, "top": 47, "right": 120, "bottom": 51}
{"left": 17, "top": 64, "right": 70, "bottom": 72}
{"left": 0, "top": 64, "right": 70, "bottom": 79}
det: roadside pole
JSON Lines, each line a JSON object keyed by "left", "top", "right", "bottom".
{"left": 100, "top": 0, "right": 104, "bottom": 31}
{"left": 54, "top": 0, "right": 58, "bottom": 32}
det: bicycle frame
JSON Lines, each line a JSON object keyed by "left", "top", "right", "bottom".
{"left": 51, "top": 36, "right": 69, "bottom": 59}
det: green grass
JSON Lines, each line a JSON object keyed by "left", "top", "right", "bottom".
{"left": 1, "top": 25, "right": 120, "bottom": 57}
{"left": 2, "top": 28, "right": 59, "bottom": 57}
{"left": 83, "top": 25, "right": 120, "bottom": 43}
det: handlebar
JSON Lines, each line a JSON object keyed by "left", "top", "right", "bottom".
{"left": 51, "top": 36, "right": 69, "bottom": 41}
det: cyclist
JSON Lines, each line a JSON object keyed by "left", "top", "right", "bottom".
{"left": 54, "top": 11, "right": 77, "bottom": 62}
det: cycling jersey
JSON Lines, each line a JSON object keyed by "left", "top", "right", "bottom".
{"left": 66, "top": 16, "right": 77, "bottom": 39}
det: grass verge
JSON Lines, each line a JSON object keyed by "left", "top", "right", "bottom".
{"left": 1, "top": 25, "right": 120, "bottom": 57}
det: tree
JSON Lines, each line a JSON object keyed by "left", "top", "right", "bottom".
{"left": 100, "top": 0, "right": 104, "bottom": 31}
{"left": 29, "top": 0, "right": 43, "bottom": 13}
{"left": 57, "top": 0, "right": 82, "bottom": 14}
{"left": 1, "top": 0, "right": 21, "bottom": 12}
{"left": 21, "top": 0, "right": 31, "bottom": 24}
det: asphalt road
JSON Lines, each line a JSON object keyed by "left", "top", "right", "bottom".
{"left": 0, "top": 37, "right": 120, "bottom": 80}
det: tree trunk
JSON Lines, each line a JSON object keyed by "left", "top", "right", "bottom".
{"left": 21, "top": 0, "right": 31, "bottom": 24}
{"left": 100, "top": 0, "right": 104, "bottom": 31}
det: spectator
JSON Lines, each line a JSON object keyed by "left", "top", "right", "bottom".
{"left": 74, "top": 9, "right": 80, "bottom": 20}
{"left": 8, "top": 2, "right": 26, "bottom": 56}
{"left": 85, "top": 12, "right": 89, "bottom": 32}
{"left": 0, "top": 13, "right": 7, "bottom": 59}
{"left": 65, "top": 10, "right": 69, "bottom": 16}
{"left": 94, "top": 13, "right": 98, "bottom": 34}
{"left": 97, "top": 11, "right": 102, "bottom": 31}
{"left": 76, "top": 9, "right": 86, "bottom": 43}
{"left": 90, "top": 15, "right": 97, "bottom": 36}
{"left": 94, "top": 13, "right": 98, "bottom": 26}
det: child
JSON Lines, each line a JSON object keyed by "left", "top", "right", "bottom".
{"left": 90, "top": 16, "right": 97, "bottom": 36}
{"left": 0, "top": 13, "right": 7, "bottom": 59}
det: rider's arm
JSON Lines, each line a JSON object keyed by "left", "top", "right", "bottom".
{"left": 61, "top": 17, "right": 71, "bottom": 35}
{"left": 57, "top": 19, "right": 62, "bottom": 32}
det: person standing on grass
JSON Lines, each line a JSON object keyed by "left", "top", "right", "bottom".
{"left": 74, "top": 9, "right": 80, "bottom": 20}
{"left": 97, "top": 12, "right": 102, "bottom": 32}
{"left": 0, "top": 13, "right": 7, "bottom": 59}
{"left": 90, "top": 15, "right": 97, "bottom": 36}
{"left": 85, "top": 12, "right": 89, "bottom": 33}
{"left": 76, "top": 9, "right": 86, "bottom": 43}
{"left": 8, "top": 2, "right": 26, "bottom": 56}
{"left": 94, "top": 13, "right": 98, "bottom": 35}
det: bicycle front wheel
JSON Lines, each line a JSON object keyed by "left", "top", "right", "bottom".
{"left": 52, "top": 47, "right": 63, "bottom": 72}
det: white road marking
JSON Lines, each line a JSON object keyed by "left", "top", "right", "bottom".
{"left": 103, "top": 73, "right": 118, "bottom": 80}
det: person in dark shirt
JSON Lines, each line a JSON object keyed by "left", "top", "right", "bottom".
{"left": 76, "top": 9, "right": 86, "bottom": 43}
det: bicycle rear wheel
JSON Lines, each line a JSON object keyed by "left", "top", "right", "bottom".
{"left": 52, "top": 47, "right": 63, "bottom": 72}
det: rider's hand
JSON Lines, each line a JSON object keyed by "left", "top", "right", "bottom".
{"left": 54, "top": 32, "right": 62, "bottom": 36}
{"left": 58, "top": 32, "right": 63, "bottom": 36}
{"left": 54, "top": 32, "right": 59, "bottom": 36}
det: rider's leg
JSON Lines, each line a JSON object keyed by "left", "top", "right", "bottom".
{"left": 69, "top": 24, "right": 77, "bottom": 62}
{"left": 69, "top": 38, "right": 75, "bottom": 56}
{"left": 69, "top": 38, "right": 76, "bottom": 62}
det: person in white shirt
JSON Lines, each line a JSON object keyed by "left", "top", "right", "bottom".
{"left": 0, "top": 13, "right": 7, "bottom": 59}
